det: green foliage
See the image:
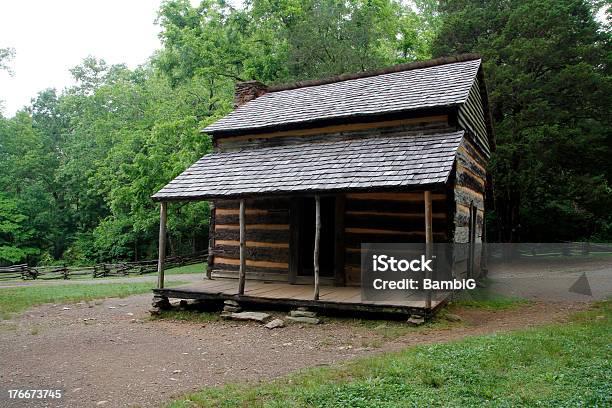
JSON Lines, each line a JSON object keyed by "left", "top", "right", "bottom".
{"left": 0, "top": 0, "right": 436, "bottom": 266}
{"left": 432, "top": 0, "right": 612, "bottom": 242}
{"left": 0, "top": 47, "right": 15, "bottom": 75}
{"left": 2, "top": 0, "right": 608, "bottom": 266}
{"left": 0, "top": 193, "right": 37, "bottom": 263}
{"left": 156, "top": 0, "right": 437, "bottom": 85}
{"left": 0, "top": 110, "right": 56, "bottom": 262}
{"left": 0, "top": 57, "right": 216, "bottom": 264}
{"left": 168, "top": 302, "right": 611, "bottom": 407}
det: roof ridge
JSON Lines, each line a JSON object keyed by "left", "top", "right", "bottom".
{"left": 266, "top": 54, "right": 481, "bottom": 93}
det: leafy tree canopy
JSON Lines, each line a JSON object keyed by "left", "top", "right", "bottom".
{"left": 0, "top": 0, "right": 609, "bottom": 266}
{"left": 0, "top": 0, "right": 436, "bottom": 265}
{"left": 433, "top": 0, "right": 612, "bottom": 241}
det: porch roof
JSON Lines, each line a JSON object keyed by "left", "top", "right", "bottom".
{"left": 152, "top": 130, "right": 464, "bottom": 201}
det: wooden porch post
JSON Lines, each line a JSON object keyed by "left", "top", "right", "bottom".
{"left": 157, "top": 202, "right": 168, "bottom": 289}
{"left": 206, "top": 202, "right": 215, "bottom": 279}
{"left": 424, "top": 191, "right": 433, "bottom": 309}
{"left": 238, "top": 199, "right": 246, "bottom": 295}
{"left": 313, "top": 195, "right": 321, "bottom": 300}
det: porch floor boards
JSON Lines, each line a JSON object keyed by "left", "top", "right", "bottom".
{"left": 154, "top": 278, "right": 446, "bottom": 316}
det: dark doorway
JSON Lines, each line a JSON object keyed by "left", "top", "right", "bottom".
{"left": 295, "top": 196, "right": 336, "bottom": 279}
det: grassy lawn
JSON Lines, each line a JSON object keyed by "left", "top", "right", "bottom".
{"left": 449, "top": 285, "right": 529, "bottom": 310}
{"left": 0, "top": 281, "right": 186, "bottom": 319}
{"left": 166, "top": 262, "right": 206, "bottom": 275}
{"left": 169, "top": 302, "right": 611, "bottom": 407}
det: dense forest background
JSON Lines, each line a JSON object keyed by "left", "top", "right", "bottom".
{"left": 0, "top": 0, "right": 610, "bottom": 265}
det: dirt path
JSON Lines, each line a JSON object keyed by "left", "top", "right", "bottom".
{"left": 0, "top": 293, "right": 591, "bottom": 408}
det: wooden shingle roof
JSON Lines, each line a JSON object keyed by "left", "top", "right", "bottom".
{"left": 152, "top": 130, "right": 464, "bottom": 201}
{"left": 204, "top": 56, "right": 481, "bottom": 135}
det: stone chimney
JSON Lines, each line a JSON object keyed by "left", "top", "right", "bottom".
{"left": 234, "top": 80, "right": 268, "bottom": 107}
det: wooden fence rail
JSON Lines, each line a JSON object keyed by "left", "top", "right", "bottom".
{"left": 0, "top": 252, "right": 207, "bottom": 281}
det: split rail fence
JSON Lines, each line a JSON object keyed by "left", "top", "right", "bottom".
{"left": 0, "top": 252, "right": 207, "bottom": 281}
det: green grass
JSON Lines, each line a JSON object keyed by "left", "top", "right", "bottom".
{"left": 166, "top": 262, "right": 207, "bottom": 275}
{"left": 169, "top": 302, "right": 611, "bottom": 407}
{"left": 450, "top": 293, "right": 528, "bottom": 310}
{"left": 448, "top": 280, "right": 529, "bottom": 310}
{"left": 0, "top": 281, "right": 186, "bottom": 319}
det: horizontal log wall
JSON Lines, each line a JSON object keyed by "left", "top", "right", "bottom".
{"left": 344, "top": 191, "right": 449, "bottom": 286}
{"left": 215, "top": 116, "right": 453, "bottom": 151}
{"left": 210, "top": 198, "right": 291, "bottom": 279}
{"left": 453, "top": 137, "right": 487, "bottom": 275}
{"left": 454, "top": 137, "right": 486, "bottom": 243}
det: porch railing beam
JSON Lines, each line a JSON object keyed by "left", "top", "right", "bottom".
{"left": 238, "top": 199, "right": 246, "bottom": 295}
{"left": 157, "top": 201, "right": 168, "bottom": 289}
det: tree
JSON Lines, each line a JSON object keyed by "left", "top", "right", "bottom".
{"left": 156, "top": 0, "right": 438, "bottom": 86}
{"left": 0, "top": 47, "right": 16, "bottom": 111}
{"left": 0, "top": 47, "right": 15, "bottom": 75}
{"left": 0, "top": 112, "right": 54, "bottom": 262}
{"left": 0, "top": 193, "right": 37, "bottom": 263}
{"left": 432, "top": 0, "right": 612, "bottom": 241}
{"left": 0, "top": 0, "right": 441, "bottom": 265}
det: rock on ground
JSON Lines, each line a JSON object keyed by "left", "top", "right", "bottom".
{"left": 406, "top": 315, "right": 425, "bottom": 326}
{"left": 264, "top": 319, "right": 285, "bottom": 329}
{"left": 228, "top": 312, "right": 271, "bottom": 323}
{"left": 289, "top": 310, "right": 317, "bottom": 318}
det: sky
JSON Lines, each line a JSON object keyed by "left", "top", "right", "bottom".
{"left": 0, "top": 0, "right": 165, "bottom": 116}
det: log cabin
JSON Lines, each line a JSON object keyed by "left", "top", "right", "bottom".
{"left": 151, "top": 54, "right": 494, "bottom": 317}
